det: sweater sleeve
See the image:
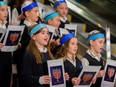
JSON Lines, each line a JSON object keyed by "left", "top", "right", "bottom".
{"left": 21, "top": 51, "right": 42, "bottom": 86}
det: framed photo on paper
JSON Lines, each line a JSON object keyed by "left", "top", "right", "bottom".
{"left": 104, "top": 65, "right": 116, "bottom": 82}
{"left": 78, "top": 66, "right": 101, "bottom": 87}
{"left": 1, "top": 25, "right": 25, "bottom": 52}
{"left": 101, "top": 59, "right": 116, "bottom": 87}
{"left": 47, "top": 59, "right": 66, "bottom": 87}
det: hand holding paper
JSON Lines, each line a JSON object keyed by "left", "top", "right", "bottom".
{"left": 72, "top": 77, "right": 81, "bottom": 86}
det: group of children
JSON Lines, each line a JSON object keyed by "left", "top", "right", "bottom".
{"left": 0, "top": 0, "right": 106, "bottom": 87}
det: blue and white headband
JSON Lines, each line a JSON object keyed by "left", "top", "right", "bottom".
{"left": 22, "top": 2, "right": 38, "bottom": 13}
{"left": 44, "top": 11, "right": 59, "bottom": 22}
{"left": 88, "top": 33, "right": 105, "bottom": 42}
{"left": 60, "top": 33, "right": 75, "bottom": 45}
{"left": 0, "top": 1, "right": 7, "bottom": 7}
{"left": 29, "top": 23, "right": 47, "bottom": 36}
{"left": 54, "top": 0, "right": 66, "bottom": 8}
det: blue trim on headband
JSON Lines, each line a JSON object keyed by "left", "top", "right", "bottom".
{"left": 0, "top": 1, "right": 7, "bottom": 7}
{"left": 29, "top": 23, "right": 47, "bottom": 36}
{"left": 44, "top": 12, "right": 59, "bottom": 22}
{"left": 60, "top": 33, "right": 75, "bottom": 45}
{"left": 54, "top": 0, "right": 66, "bottom": 8}
{"left": 88, "top": 33, "right": 105, "bottom": 42}
{"left": 22, "top": 2, "right": 38, "bottom": 13}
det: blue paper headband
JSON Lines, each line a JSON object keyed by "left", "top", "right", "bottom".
{"left": 44, "top": 11, "right": 59, "bottom": 22}
{"left": 60, "top": 33, "right": 75, "bottom": 45}
{"left": 0, "top": 1, "right": 7, "bottom": 7}
{"left": 29, "top": 23, "right": 47, "bottom": 36}
{"left": 88, "top": 33, "right": 105, "bottom": 42}
{"left": 22, "top": 2, "right": 38, "bottom": 13}
{"left": 54, "top": 0, "right": 66, "bottom": 8}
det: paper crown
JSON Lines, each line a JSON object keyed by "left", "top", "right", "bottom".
{"left": 0, "top": 1, "right": 7, "bottom": 7}
{"left": 44, "top": 10, "right": 59, "bottom": 22}
{"left": 21, "top": 1, "right": 38, "bottom": 13}
{"left": 88, "top": 33, "right": 105, "bottom": 42}
{"left": 60, "top": 33, "right": 75, "bottom": 45}
{"left": 54, "top": 0, "right": 66, "bottom": 8}
{"left": 29, "top": 23, "right": 47, "bottom": 36}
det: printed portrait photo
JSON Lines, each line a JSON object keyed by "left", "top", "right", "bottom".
{"left": 50, "top": 65, "right": 64, "bottom": 86}
{"left": 79, "top": 72, "right": 96, "bottom": 85}
{"left": 104, "top": 65, "right": 116, "bottom": 82}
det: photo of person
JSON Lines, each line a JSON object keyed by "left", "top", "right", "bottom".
{"left": 5, "top": 31, "right": 21, "bottom": 46}
{"left": 104, "top": 65, "right": 116, "bottom": 82}
{"left": 50, "top": 65, "right": 64, "bottom": 85}
{"left": 79, "top": 72, "right": 96, "bottom": 85}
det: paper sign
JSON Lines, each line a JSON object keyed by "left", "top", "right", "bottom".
{"left": 47, "top": 59, "right": 66, "bottom": 87}
{"left": 65, "top": 23, "right": 77, "bottom": 36}
{"left": 0, "top": 28, "right": 6, "bottom": 42}
{"left": 1, "top": 25, "right": 25, "bottom": 52}
{"left": 101, "top": 59, "right": 116, "bottom": 87}
{"left": 46, "top": 25, "right": 55, "bottom": 40}
{"left": 74, "top": 66, "right": 101, "bottom": 87}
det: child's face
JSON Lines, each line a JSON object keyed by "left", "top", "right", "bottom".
{"left": 90, "top": 38, "right": 105, "bottom": 54}
{"left": 48, "top": 16, "right": 61, "bottom": 30}
{"left": 55, "top": 3, "right": 68, "bottom": 18}
{"left": 0, "top": 6, "right": 8, "bottom": 21}
{"left": 32, "top": 28, "right": 50, "bottom": 48}
{"left": 67, "top": 38, "right": 78, "bottom": 55}
{"left": 26, "top": 7, "right": 39, "bottom": 23}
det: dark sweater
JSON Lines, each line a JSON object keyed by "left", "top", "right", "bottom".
{"left": 21, "top": 51, "right": 51, "bottom": 87}
{"left": 83, "top": 53, "right": 104, "bottom": 87}
{"left": 64, "top": 57, "right": 83, "bottom": 87}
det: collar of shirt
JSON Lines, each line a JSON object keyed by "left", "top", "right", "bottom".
{"left": 0, "top": 20, "right": 7, "bottom": 29}
{"left": 66, "top": 55, "right": 76, "bottom": 67}
{"left": 24, "top": 20, "right": 37, "bottom": 27}
{"left": 38, "top": 47, "right": 47, "bottom": 53}
{"left": 86, "top": 49, "right": 101, "bottom": 61}
{"left": 60, "top": 16, "right": 67, "bottom": 23}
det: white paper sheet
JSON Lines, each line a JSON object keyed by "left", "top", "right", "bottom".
{"left": 1, "top": 25, "right": 25, "bottom": 52}
{"left": 65, "top": 23, "right": 77, "bottom": 36}
{"left": 47, "top": 59, "right": 66, "bottom": 87}
{"left": 46, "top": 25, "right": 55, "bottom": 40}
{"left": 101, "top": 59, "right": 116, "bottom": 87}
{"left": 59, "top": 28, "right": 69, "bottom": 37}
{"left": 74, "top": 66, "right": 101, "bottom": 87}
{"left": 0, "top": 28, "right": 6, "bottom": 42}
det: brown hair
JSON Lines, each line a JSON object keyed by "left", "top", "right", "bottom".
{"left": 27, "top": 24, "right": 55, "bottom": 64}
{"left": 55, "top": 37, "right": 78, "bottom": 60}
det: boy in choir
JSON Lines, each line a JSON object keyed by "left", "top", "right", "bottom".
{"left": 81, "top": 30, "right": 105, "bottom": 87}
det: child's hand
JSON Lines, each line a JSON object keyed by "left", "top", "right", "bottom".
{"left": 97, "top": 70, "right": 105, "bottom": 77}
{"left": 72, "top": 77, "right": 81, "bottom": 86}
{"left": 0, "top": 43, "right": 4, "bottom": 49}
{"left": 39, "top": 75, "right": 51, "bottom": 84}
{"left": 55, "top": 38, "right": 60, "bottom": 46}
{"left": 9, "top": 21, "right": 15, "bottom": 25}
{"left": 64, "top": 72, "right": 70, "bottom": 80}
{"left": 92, "top": 77, "right": 96, "bottom": 84}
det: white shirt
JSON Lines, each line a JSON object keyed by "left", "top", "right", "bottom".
{"left": 24, "top": 20, "right": 37, "bottom": 27}
{"left": 0, "top": 21, "right": 7, "bottom": 29}
{"left": 60, "top": 16, "right": 68, "bottom": 23}
{"left": 81, "top": 49, "right": 101, "bottom": 66}
{"left": 66, "top": 56, "right": 76, "bottom": 67}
